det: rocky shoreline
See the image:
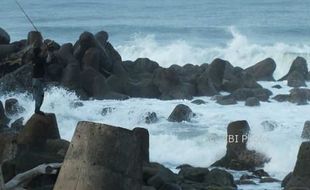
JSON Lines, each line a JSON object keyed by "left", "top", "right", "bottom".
{"left": 1, "top": 27, "right": 310, "bottom": 190}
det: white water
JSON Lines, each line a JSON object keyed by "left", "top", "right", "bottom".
{"left": 1, "top": 81, "right": 309, "bottom": 190}
{"left": 117, "top": 28, "right": 310, "bottom": 79}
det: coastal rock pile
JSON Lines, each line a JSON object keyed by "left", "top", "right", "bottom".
{"left": 1, "top": 27, "right": 309, "bottom": 103}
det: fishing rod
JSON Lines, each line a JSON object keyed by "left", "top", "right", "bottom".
{"left": 15, "top": 0, "right": 39, "bottom": 31}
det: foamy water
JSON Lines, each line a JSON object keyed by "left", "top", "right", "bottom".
{"left": 1, "top": 81, "right": 308, "bottom": 190}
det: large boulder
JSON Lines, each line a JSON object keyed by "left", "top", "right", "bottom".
{"left": 284, "top": 142, "right": 310, "bottom": 190}
{"left": 0, "top": 131, "right": 18, "bottom": 163}
{"left": 168, "top": 104, "right": 194, "bottom": 122}
{"left": 17, "top": 113, "right": 60, "bottom": 149}
{"left": 133, "top": 128, "right": 150, "bottom": 163}
{"left": 288, "top": 88, "right": 309, "bottom": 105}
{"left": 0, "top": 101, "right": 10, "bottom": 127}
{"left": 73, "top": 31, "right": 96, "bottom": 61}
{"left": 53, "top": 122, "right": 143, "bottom": 190}
{"left": 230, "top": 88, "right": 272, "bottom": 101}
{"left": 5, "top": 98, "right": 25, "bottom": 116}
{"left": 287, "top": 71, "right": 307, "bottom": 87}
{"left": 178, "top": 165, "right": 209, "bottom": 183}
{"left": 0, "top": 64, "right": 33, "bottom": 92}
{"left": 204, "top": 168, "right": 237, "bottom": 189}
{"left": 153, "top": 68, "right": 195, "bottom": 100}
{"left": 212, "top": 120, "right": 270, "bottom": 170}
{"left": 27, "top": 31, "right": 43, "bottom": 46}
{"left": 245, "top": 97, "right": 260, "bottom": 107}
{"left": 279, "top": 57, "right": 308, "bottom": 81}
{"left": 0, "top": 44, "right": 20, "bottom": 60}
{"left": 301, "top": 121, "right": 310, "bottom": 139}
{"left": 245, "top": 58, "right": 276, "bottom": 81}
{"left": 0, "top": 27, "right": 10, "bottom": 44}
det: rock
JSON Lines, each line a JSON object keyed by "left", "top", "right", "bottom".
{"left": 0, "top": 131, "right": 18, "bottom": 163}
{"left": 196, "top": 70, "right": 218, "bottom": 96}
{"left": 53, "top": 121, "right": 143, "bottom": 190}
{"left": 143, "top": 162, "right": 167, "bottom": 182}
{"left": 259, "top": 177, "right": 280, "bottom": 183}
{"left": 281, "top": 172, "right": 292, "bottom": 188}
{"left": 145, "top": 112, "right": 158, "bottom": 124}
{"left": 288, "top": 88, "right": 308, "bottom": 105}
{"left": 5, "top": 98, "right": 25, "bottom": 115}
{"left": 82, "top": 47, "right": 101, "bottom": 70}
{"left": 272, "top": 84, "right": 282, "bottom": 89}
{"left": 0, "top": 44, "right": 20, "bottom": 60}
{"left": 191, "top": 99, "right": 206, "bottom": 105}
{"left": 11, "top": 117, "right": 24, "bottom": 131}
{"left": 252, "top": 169, "right": 270, "bottom": 178}
{"left": 0, "top": 101, "right": 10, "bottom": 127}
{"left": 142, "top": 186, "right": 156, "bottom": 190}
{"left": 301, "top": 121, "right": 310, "bottom": 139}
{"left": 245, "top": 97, "right": 260, "bottom": 107}
{"left": 74, "top": 31, "right": 96, "bottom": 61}
{"left": 45, "top": 139, "right": 70, "bottom": 157}
{"left": 159, "top": 183, "right": 182, "bottom": 190}
{"left": 272, "top": 94, "right": 289, "bottom": 102}
{"left": 27, "top": 31, "right": 43, "bottom": 46}
{"left": 17, "top": 113, "right": 60, "bottom": 149}
{"left": 204, "top": 168, "right": 237, "bottom": 189}
{"left": 212, "top": 121, "right": 270, "bottom": 170}
{"left": 133, "top": 128, "right": 150, "bottom": 163}
{"left": 168, "top": 104, "right": 194, "bottom": 122}
{"left": 101, "top": 107, "right": 114, "bottom": 116}
{"left": 236, "top": 179, "right": 257, "bottom": 185}
{"left": 0, "top": 27, "right": 10, "bottom": 45}
{"left": 153, "top": 68, "right": 195, "bottom": 100}
{"left": 178, "top": 166, "right": 209, "bottom": 182}
{"left": 70, "top": 101, "right": 84, "bottom": 108}
{"left": 147, "top": 166, "right": 178, "bottom": 189}
{"left": 0, "top": 64, "right": 33, "bottom": 92}
{"left": 230, "top": 88, "right": 272, "bottom": 101}
{"left": 287, "top": 71, "right": 307, "bottom": 87}
{"left": 279, "top": 57, "right": 308, "bottom": 81}
{"left": 245, "top": 58, "right": 276, "bottom": 81}
{"left": 126, "top": 58, "right": 159, "bottom": 75}
{"left": 284, "top": 142, "right": 310, "bottom": 190}
{"left": 216, "top": 96, "right": 237, "bottom": 105}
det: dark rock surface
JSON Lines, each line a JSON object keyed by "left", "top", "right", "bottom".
{"left": 301, "top": 121, "right": 310, "bottom": 139}
{"left": 168, "top": 104, "right": 194, "bottom": 122}
{"left": 245, "top": 97, "right": 260, "bottom": 107}
{"left": 245, "top": 58, "right": 276, "bottom": 81}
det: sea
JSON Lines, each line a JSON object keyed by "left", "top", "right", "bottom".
{"left": 1, "top": 0, "right": 310, "bottom": 189}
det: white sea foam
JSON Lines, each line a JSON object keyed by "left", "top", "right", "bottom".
{"left": 117, "top": 27, "right": 310, "bottom": 79}
{"left": 1, "top": 82, "right": 309, "bottom": 190}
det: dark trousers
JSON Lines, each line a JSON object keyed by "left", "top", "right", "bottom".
{"left": 32, "top": 78, "right": 44, "bottom": 112}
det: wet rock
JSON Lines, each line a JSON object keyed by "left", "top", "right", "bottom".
{"left": 279, "top": 57, "right": 308, "bottom": 81}
{"left": 287, "top": 71, "right": 307, "bottom": 87}
{"left": 142, "top": 186, "right": 156, "bottom": 190}
{"left": 0, "top": 64, "right": 33, "bottom": 92}
{"left": 245, "top": 97, "right": 260, "bottom": 107}
{"left": 147, "top": 166, "right": 178, "bottom": 189}
{"left": 259, "top": 177, "right": 280, "bottom": 183}
{"left": 252, "top": 169, "right": 270, "bottom": 178}
{"left": 301, "top": 121, "right": 310, "bottom": 139}
{"left": 212, "top": 120, "right": 270, "bottom": 170}
{"left": 168, "top": 104, "right": 194, "bottom": 122}
{"left": 178, "top": 166, "right": 209, "bottom": 182}
{"left": 0, "top": 27, "right": 10, "bottom": 44}
{"left": 230, "top": 88, "right": 272, "bottom": 101}
{"left": 27, "top": 31, "right": 43, "bottom": 46}
{"left": 191, "top": 99, "right": 206, "bottom": 105}
{"left": 216, "top": 96, "right": 237, "bottom": 105}
{"left": 272, "top": 84, "right": 282, "bottom": 89}
{"left": 125, "top": 58, "right": 160, "bottom": 75}
{"left": 74, "top": 31, "right": 96, "bottom": 61}
{"left": 272, "top": 94, "right": 289, "bottom": 102}
{"left": 133, "top": 127, "right": 150, "bottom": 163}
{"left": 11, "top": 117, "right": 24, "bottom": 131}
{"left": 204, "top": 168, "right": 237, "bottom": 189}
{"left": 5, "top": 98, "right": 25, "bottom": 115}
{"left": 288, "top": 88, "right": 308, "bottom": 105}
{"left": 0, "top": 101, "right": 10, "bottom": 127}
{"left": 0, "top": 131, "right": 18, "bottom": 163}
{"left": 45, "top": 139, "right": 70, "bottom": 157}
{"left": 284, "top": 142, "right": 310, "bottom": 189}
{"left": 245, "top": 58, "right": 276, "bottom": 81}
{"left": 236, "top": 179, "right": 257, "bottom": 185}
{"left": 281, "top": 172, "right": 292, "bottom": 188}
{"left": 101, "top": 107, "right": 114, "bottom": 116}
{"left": 70, "top": 101, "right": 84, "bottom": 108}
{"left": 54, "top": 121, "right": 143, "bottom": 190}
{"left": 159, "top": 183, "right": 182, "bottom": 190}
{"left": 145, "top": 112, "right": 158, "bottom": 124}
{"left": 17, "top": 113, "right": 60, "bottom": 149}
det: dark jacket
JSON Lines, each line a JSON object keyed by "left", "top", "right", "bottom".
{"left": 32, "top": 56, "right": 45, "bottom": 78}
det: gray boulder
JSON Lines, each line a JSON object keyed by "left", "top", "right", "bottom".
{"left": 245, "top": 58, "right": 276, "bottom": 81}
{"left": 0, "top": 27, "right": 10, "bottom": 44}
{"left": 168, "top": 104, "right": 194, "bottom": 122}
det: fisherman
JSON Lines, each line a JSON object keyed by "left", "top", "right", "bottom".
{"left": 32, "top": 43, "right": 46, "bottom": 115}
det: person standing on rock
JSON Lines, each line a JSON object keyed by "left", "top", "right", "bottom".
{"left": 32, "top": 44, "right": 46, "bottom": 115}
